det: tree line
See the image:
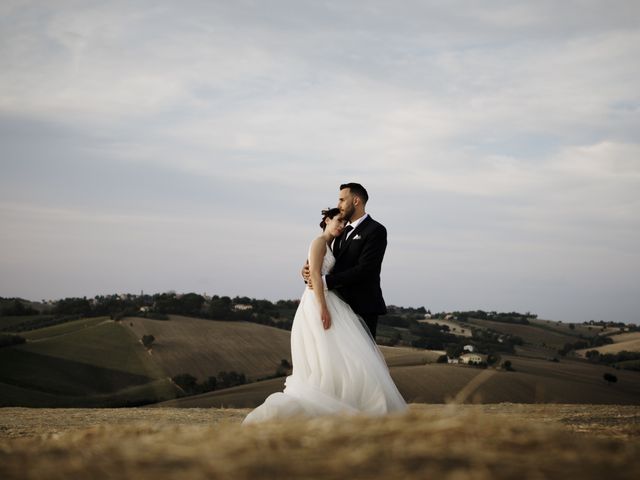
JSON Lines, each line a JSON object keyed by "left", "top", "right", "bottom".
{"left": 585, "top": 350, "right": 640, "bottom": 371}
{"left": 1, "top": 293, "right": 299, "bottom": 332}
{"left": 172, "top": 371, "right": 248, "bottom": 396}
{"left": 0, "top": 298, "right": 40, "bottom": 316}
{"left": 378, "top": 313, "right": 524, "bottom": 357}
{"left": 558, "top": 336, "right": 614, "bottom": 356}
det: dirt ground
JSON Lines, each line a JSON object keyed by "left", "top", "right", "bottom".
{"left": 1, "top": 404, "right": 639, "bottom": 480}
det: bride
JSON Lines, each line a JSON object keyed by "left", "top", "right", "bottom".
{"left": 242, "top": 208, "right": 407, "bottom": 424}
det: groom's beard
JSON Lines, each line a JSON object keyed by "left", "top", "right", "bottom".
{"left": 342, "top": 204, "right": 355, "bottom": 222}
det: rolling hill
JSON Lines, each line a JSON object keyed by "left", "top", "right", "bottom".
{"left": 0, "top": 317, "right": 178, "bottom": 407}
{"left": 154, "top": 348, "right": 640, "bottom": 408}
{"left": 154, "top": 355, "right": 640, "bottom": 409}
{"left": 465, "top": 317, "right": 580, "bottom": 349}
{"left": 418, "top": 318, "right": 473, "bottom": 337}
{"left": 2, "top": 313, "right": 639, "bottom": 408}
{"left": 123, "top": 315, "right": 292, "bottom": 381}
{"left": 576, "top": 332, "right": 640, "bottom": 357}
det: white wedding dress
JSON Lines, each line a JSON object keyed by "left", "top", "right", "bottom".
{"left": 243, "top": 244, "right": 407, "bottom": 424}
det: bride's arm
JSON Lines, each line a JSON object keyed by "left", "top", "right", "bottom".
{"left": 308, "top": 236, "right": 331, "bottom": 330}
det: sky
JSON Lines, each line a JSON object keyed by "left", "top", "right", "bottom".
{"left": 1, "top": 1, "right": 639, "bottom": 323}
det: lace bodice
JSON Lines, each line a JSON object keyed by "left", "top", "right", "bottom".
{"left": 321, "top": 245, "right": 336, "bottom": 275}
{"left": 308, "top": 242, "right": 336, "bottom": 276}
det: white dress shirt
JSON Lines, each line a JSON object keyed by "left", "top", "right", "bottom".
{"left": 344, "top": 213, "right": 369, "bottom": 239}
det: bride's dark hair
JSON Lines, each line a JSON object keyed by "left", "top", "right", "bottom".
{"left": 320, "top": 207, "right": 341, "bottom": 230}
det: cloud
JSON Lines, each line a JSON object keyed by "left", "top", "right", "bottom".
{"left": 0, "top": 1, "right": 638, "bottom": 321}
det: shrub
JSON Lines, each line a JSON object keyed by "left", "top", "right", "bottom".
{"left": 0, "top": 334, "right": 26, "bottom": 348}
{"left": 203, "top": 376, "right": 217, "bottom": 392}
{"left": 487, "top": 353, "right": 501, "bottom": 366}
{"left": 217, "top": 371, "right": 247, "bottom": 389}
{"left": 274, "top": 359, "right": 293, "bottom": 377}
{"left": 172, "top": 373, "right": 198, "bottom": 395}
{"left": 501, "top": 360, "right": 514, "bottom": 371}
{"left": 141, "top": 334, "right": 155, "bottom": 349}
{"left": 0, "top": 298, "right": 38, "bottom": 316}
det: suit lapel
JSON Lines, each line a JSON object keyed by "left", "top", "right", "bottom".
{"left": 332, "top": 228, "right": 347, "bottom": 256}
{"left": 336, "top": 216, "right": 371, "bottom": 259}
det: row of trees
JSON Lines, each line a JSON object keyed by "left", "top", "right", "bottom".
{"left": 5, "top": 293, "right": 299, "bottom": 332}
{"left": 585, "top": 350, "right": 640, "bottom": 371}
{"left": 0, "top": 298, "right": 39, "bottom": 316}
{"left": 378, "top": 313, "right": 524, "bottom": 358}
{"left": 583, "top": 320, "right": 639, "bottom": 330}
{"left": 558, "top": 336, "right": 614, "bottom": 356}
{"left": 171, "top": 357, "right": 292, "bottom": 398}
{"left": 409, "top": 322, "right": 460, "bottom": 350}
{"left": 454, "top": 310, "right": 537, "bottom": 325}
{"left": 171, "top": 371, "right": 247, "bottom": 396}
{"left": 0, "top": 334, "right": 26, "bottom": 348}
{"left": 0, "top": 314, "right": 75, "bottom": 333}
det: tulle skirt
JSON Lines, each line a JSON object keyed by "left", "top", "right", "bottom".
{"left": 243, "top": 288, "right": 407, "bottom": 424}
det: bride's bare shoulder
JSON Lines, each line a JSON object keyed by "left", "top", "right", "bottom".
{"left": 308, "top": 236, "right": 328, "bottom": 270}
{"left": 309, "top": 235, "right": 327, "bottom": 253}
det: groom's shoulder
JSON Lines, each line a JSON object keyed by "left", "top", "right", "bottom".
{"left": 364, "top": 216, "right": 387, "bottom": 233}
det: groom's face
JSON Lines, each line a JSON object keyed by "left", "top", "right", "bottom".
{"left": 338, "top": 188, "right": 356, "bottom": 222}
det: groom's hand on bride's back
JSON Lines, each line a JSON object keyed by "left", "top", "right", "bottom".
{"left": 302, "top": 261, "right": 313, "bottom": 289}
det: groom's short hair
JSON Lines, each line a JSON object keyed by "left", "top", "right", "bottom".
{"left": 340, "top": 183, "right": 369, "bottom": 204}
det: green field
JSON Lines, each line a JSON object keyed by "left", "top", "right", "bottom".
{"left": 0, "top": 318, "right": 178, "bottom": 407}
{"left": 0, "top": 378, "right": 178, "bottom": 408}
{"left": 0, "top": 315, "right": 55, "bottom": 332}
{"left": 20, "top": 316, "right": 111, "bottom": 341}
{"left": 124, "top": 315, "right": 293, "bottom": 381}
{"left": 19, "top": 320, "right": 164, "bottom": 378}
{"left": 2, "top": 313, "right": 639, "bottom": 409}
{"left": 466, "top": 317, "right": 579, "bottom": 349}
{"left": 0, "top": 348, "right": 151, "bottom": 395}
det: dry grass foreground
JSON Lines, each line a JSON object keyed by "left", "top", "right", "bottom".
{"left": 1, "top": 405, "right": 639, "bottom": 480}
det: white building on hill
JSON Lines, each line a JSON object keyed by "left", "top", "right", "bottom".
{"left": 460, "top": 353, "right": 487, "bottom": 365}
{"left": 233, "top": 304, "right": 253, "bottom": 311}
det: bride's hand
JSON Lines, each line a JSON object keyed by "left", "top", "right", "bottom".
{"left": 321, "top": 307, "right": 331, "bottom": 330}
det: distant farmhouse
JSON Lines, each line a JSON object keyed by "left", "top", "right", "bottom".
{"left": 233, "top": 304, "right": 253, "bottom": 311}
{"left": 459, "top": 353, "right": 487, "bottom": 365}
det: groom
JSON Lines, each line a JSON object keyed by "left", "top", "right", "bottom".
{"left": 305, "top": 182, "right": 387, "bottom": 338}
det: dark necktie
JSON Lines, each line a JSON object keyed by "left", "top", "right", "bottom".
{"left": 339, "top": 225, "right": 353, "bottom": 250}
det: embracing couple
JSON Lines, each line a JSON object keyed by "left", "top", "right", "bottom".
{"left": 243, "top": 183, "right": 407, "bottom": 424}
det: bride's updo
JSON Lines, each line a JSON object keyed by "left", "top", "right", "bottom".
{"left": 320, "top": 207, "right": 341, "bottom": 230}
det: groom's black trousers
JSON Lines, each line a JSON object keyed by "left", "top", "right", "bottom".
{"left": 360, "top": 314, "right": 378, "bottom": 339}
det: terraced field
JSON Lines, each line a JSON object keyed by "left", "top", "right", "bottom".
{"left": 2, "top": 314, "right": 638, "bottom": 409}
{"left": 156, "top": 352, "right": 640, "bottom": 408}
{"left": 576, "top": 332, "right": 640, "bottom": 357}
{"left": 124, "top": 315, "right": 293, "bottom": 381}
{"left": 465, "top": 317, "right": 579, "bottom": 349}
{"left": 418, "top": 318, "right": 473, "bottom": 337}
{"left": 0, "top": 318, "right": 177, "bottom": 407}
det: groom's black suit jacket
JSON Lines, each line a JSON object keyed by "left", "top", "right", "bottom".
{"left": 326, "top": 215, "right": 387, "bottom": 318}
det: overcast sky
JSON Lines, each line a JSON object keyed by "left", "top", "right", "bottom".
{"left": 1, "top": 1, "right": 639, "bottom": 323}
